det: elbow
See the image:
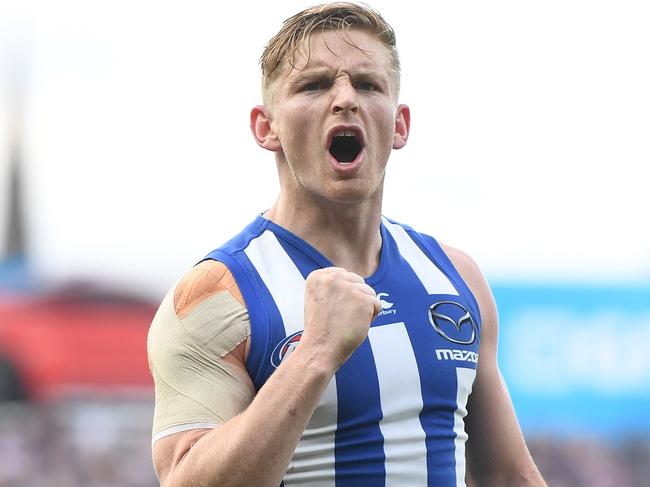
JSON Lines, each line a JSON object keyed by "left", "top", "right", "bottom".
{"left": 156, "top": 444, "right": 203, "bottom": 487}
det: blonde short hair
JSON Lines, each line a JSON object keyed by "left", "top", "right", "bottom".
{"left": 260, "top": 2, "right": 400, "bottom": 104}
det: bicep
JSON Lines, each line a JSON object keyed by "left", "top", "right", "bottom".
{"left": 462, "top": 278, "right": 538, "bottom": 483}
{"left": 148, "top": 269, "right": 256, "bottom": 481}
{"left": 151, "top": 340, "right": 254, "bottom": 485}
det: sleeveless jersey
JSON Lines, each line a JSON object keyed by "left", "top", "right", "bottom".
{"left": 204, "top": 214, "right": 482, "bottom": 487}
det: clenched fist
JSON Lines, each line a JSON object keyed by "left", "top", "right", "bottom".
{"left": 300, "top": 267, "right": 381, "bottom": 369}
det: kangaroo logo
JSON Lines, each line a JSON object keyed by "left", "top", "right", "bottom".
{"left": 377, "top": 292, "right": 394, "bottom": 309}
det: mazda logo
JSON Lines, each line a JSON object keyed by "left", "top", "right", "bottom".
{"left": 428, "top": 301, "right": 477, "bottom": 345}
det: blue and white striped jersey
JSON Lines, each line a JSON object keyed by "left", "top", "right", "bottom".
{"left": 204, "top": 214, "right": 481, "bottom": 487}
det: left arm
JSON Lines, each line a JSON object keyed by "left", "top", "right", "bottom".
{"left": 443, "top": 244, "right": 546, "bottom": 487}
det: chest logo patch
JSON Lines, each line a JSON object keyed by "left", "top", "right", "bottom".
{"left": 376, "top": 292, "right": 397, "bottom": 316}
{"left": 270, "top": 330, "right": 303, "bottom": 368}
{"left": 428, "top": 301, "right": 477, "bottom": 345}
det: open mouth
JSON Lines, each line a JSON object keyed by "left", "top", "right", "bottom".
{"left": 329, "top": 130, "right": 363, "bottom": 163}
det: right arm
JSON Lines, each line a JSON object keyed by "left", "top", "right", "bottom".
{"left": 151, "top": 264, "right": 380, "bottom": 487}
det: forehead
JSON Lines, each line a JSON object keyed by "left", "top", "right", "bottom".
{"left": 288, "top": 29, "right": 393, "bottom": 77}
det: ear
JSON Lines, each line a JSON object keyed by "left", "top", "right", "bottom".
{"left": 250, "top": 105, "right": 282, "bottom": 152}
{"left": 393, "top": 104, "right": 410, "bottom": 150}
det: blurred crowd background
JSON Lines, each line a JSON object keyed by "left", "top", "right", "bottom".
{"left": 1, "top": 1, "right": 649, "bottom": 486}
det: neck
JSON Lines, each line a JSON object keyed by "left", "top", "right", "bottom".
{"left": 264, "top": 190, "right": 383, "bottom": 278}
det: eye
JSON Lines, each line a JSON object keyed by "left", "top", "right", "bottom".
{"left": 356, "top": 81, "right": 377, "bottom": 92}
{"left": 302, "top": 79, "right": 329, "bottom": 92}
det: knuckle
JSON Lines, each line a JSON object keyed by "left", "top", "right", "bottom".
{"left": 307, "top": 269, "right": 328, "bottom": 283}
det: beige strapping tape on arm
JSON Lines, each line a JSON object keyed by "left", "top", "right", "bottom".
{"left": 148, "top": 287, "right": 254, "bottom": 442}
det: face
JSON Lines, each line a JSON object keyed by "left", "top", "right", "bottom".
{"left": 253, "top": 29, "right": 410, "bottom": 206}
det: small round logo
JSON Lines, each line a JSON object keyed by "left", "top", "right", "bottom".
{"left": 428, "top": 301, "right": 477, "bottom": 345}
{"left": 270, "top": 331, "right": 303, "bottom": 368}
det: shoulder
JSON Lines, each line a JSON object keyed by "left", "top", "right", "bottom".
{"left": 151, "top": 259, "right": 249, "bottom": 363}
{"left": 439, "top": 243, "right": 497, "bottom": 332}
{"left": 174, "top": 259, "right": 245, "bottom": 319}
{"left": 149, "top": 259, "right": 251, "bottom": 376}
{"left": 439, "top": 244, "right": 485, "bottom": 292}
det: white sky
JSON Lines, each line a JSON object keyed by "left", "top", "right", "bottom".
{"left": 1, "top": 0, "right": 649, "bottom": 298}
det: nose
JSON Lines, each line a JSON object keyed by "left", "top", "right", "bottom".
{"left": 331, "top": 80, "right": 359, "bottom": 115}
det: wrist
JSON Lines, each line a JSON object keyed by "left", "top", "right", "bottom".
{"left": 285, "top": 337, "right": 340, "bottom": 380}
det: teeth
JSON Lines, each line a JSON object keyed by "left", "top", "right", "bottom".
{"left": 334, "top": 130, "right": 355, "bottom": 138}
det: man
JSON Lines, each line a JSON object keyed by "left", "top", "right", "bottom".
{"left": 148, "top": 3, "right": 546, "bottom": 486}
